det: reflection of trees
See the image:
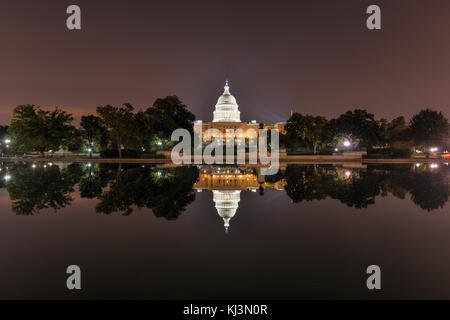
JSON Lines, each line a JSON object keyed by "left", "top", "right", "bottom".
{"left": 6, "top": 164, "right": 80, "bottom": 215}
{"left": 79, "top": 163, "right": 113, "bottom": 199}
{"left": 283, "top": 165, "right": 387, "bottom": 208}
{"left": 385, "top": 165, "right": 449, "bottom": 211}
{"left": 96, "top": 166, "right": 199, "bottom": 220}
{"left": 324, "top": 168, "right": 388, "bottom": 208}
{"left": 283, "top": 164, "right": 449, "bottom": 211}
{"left": 284, "top": 165, "right": 328, "bottom": 203}
{"left": 3, "top": 162, "right": 448, "bottom": 216}
{"left": 410, "top": 171, "right": 449, "bottom": 211}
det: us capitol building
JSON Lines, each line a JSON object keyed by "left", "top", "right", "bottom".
{"left": 194, "top": 80, "right": 286, "bottom": 144}
{"left": 193, "top": 81, "right": 287, "bottom": 233}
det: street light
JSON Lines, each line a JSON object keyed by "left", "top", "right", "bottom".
{"left": 4, "top": 139, "right": 11, "bottom": 144}
{"left": 429, "top": 147, "right": 438, "bottom": 153}
{"left": 343, "top": 140, "right": 351, "bottom": 147}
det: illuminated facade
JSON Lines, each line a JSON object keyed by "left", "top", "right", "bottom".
{"left": 194, "top": 166, "right": 286, "bottom": 232}
{"left": 195, "top": 81, "right": 286, "bottom": 144}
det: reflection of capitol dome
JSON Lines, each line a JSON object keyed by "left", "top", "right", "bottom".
{"left": 213, "top": 81, "right": 241, "bottom": 123}
{"left": 213, "top": 190, "right": 241, "bottom": 233}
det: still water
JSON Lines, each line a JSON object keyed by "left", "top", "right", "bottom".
{"left": 0, "top": 161, "right": 449, "bottom": 299}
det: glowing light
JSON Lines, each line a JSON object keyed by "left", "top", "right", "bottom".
{"left": 334, "top": 148, "right": 339, "bottom": 152}
{"left": 4, "top": 139, "right": 11, "bottom": 144}
{"left": 4, "top": 174, "right": 11, "bottom": 181}
{"left": 32, "top": 164, "right": 36, "bottom": 168}
{"left": 157, "top": 141, "right": 162, "bottom": 146}
{"left": 87, "top": 163, "right": 92, "bottom": 167}
{"left": 415, "top": 163, "right": 421, "bottom": 168}
{"left": 344, "top": 170, "right": 352, "bottom": 178}
{"left": 430, "top": 163, "right": 439, "bottom": 169}
{"left": 430, "top": 147, "right": 438, "bottom": 153}
{"left": 87, "top": 148, "right": 92, "bottom": 153}
{"left": 48, "top": 162, "right": 53, "bottom": 166}
{"left": 343, "top": 140, "right": 351, "bottom": 147}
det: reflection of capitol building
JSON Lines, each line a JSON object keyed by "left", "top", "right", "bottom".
{"left": 213, "top": 190, "right": 240, "bottom": 233}
{"left": 194, "top": 166, "right": 286, "bottom": 232}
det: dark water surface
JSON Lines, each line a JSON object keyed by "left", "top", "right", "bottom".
{"left": 0, "top": 162, "right": 449, "bottom": 299}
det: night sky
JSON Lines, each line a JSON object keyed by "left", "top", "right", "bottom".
{"left": 1, "top": 0, "right": 450, "bottom": 125}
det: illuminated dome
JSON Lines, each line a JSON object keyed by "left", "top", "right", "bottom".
{"left": 213, "top": 80, "right": 241, "bottom": 122}
{"left": 213, "top": 190, "right": 241, "bottom": 233}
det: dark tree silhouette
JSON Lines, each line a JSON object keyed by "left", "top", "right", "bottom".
{"left": 6, "top": 164, "right": 79, "bottom": 215}
{"left": 96, "top": 165, "right": 199, "bottom": 220}
{"left": 410, "top": 170, "right": 449, "bottom": 211}
{"left": 410, "top": 109, "right": 449, "bottom": 148}
{"left": 284, "top": 165, "right": 328, "bottom": 203}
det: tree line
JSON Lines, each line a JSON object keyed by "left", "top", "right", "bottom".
{"left": 0, "top": 97, "right": 448, "bottom": 157}
{"left": 2, "top": 95, "right": 195, "bottom": 158}
{"left": 284, "top": 109, "right": 449, "bottom": 155}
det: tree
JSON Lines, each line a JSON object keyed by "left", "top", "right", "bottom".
{"left": 410, "top": 109, "right": 449, "bottom": 149}
{"left": 8, "top": 105, "right": 74, "bottom": 156}
{"left": 285, "top": 113, "right": 307, "bottom": 148}
{"left": 125, "top": 110, "right": 155, "bottom": 151}
{"left": 62, "top": 128, "right": 84, "bottom": 151}
{"left": 96, "top": 104, "right": 135, "bottom": 158}
{"left": 307, "top": 116, "right": 327, "bottom": 154}
{"left": 80, "top": 115, "right": 109, "bottom": 151}
{"left": 285, "top": 113, "right": 327, "bottom": 153}
{"left": 146, "top": 96, "right": 195, "bottom": 140}
{"left": 387, "top": 116, "right": 411, "bottom": 142}
{"left": 325, "top": 109, "right": 382, "bottom": 149}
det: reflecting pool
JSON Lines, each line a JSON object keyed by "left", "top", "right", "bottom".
{"left": 0, "top": 162, "right": 449, "bottom": 299}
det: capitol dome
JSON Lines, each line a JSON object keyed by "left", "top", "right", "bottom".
{"left": 213, "top": 190, "right": 241, "bottom": 233}
{"left": 213, "top": 80, "right": 241, "bottom": 122}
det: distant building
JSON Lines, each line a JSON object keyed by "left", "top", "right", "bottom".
{"left": 194, "top": 81, "right": 286, "bottom": 145}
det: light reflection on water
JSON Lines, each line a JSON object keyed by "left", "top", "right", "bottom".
{"left": 0, "top": 161, "right": 449, "bottom": 299}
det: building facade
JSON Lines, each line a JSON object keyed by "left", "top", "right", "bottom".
{"left": 194, "top": 81, "right": 286, "bottom": 145}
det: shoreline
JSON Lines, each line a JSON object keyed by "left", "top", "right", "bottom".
{"left": 1, "top": 156, "right": 448, "bottom": 165}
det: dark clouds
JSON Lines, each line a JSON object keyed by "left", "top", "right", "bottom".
{"left": 1, "top": 0, "right": 449, "bottom": 125}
